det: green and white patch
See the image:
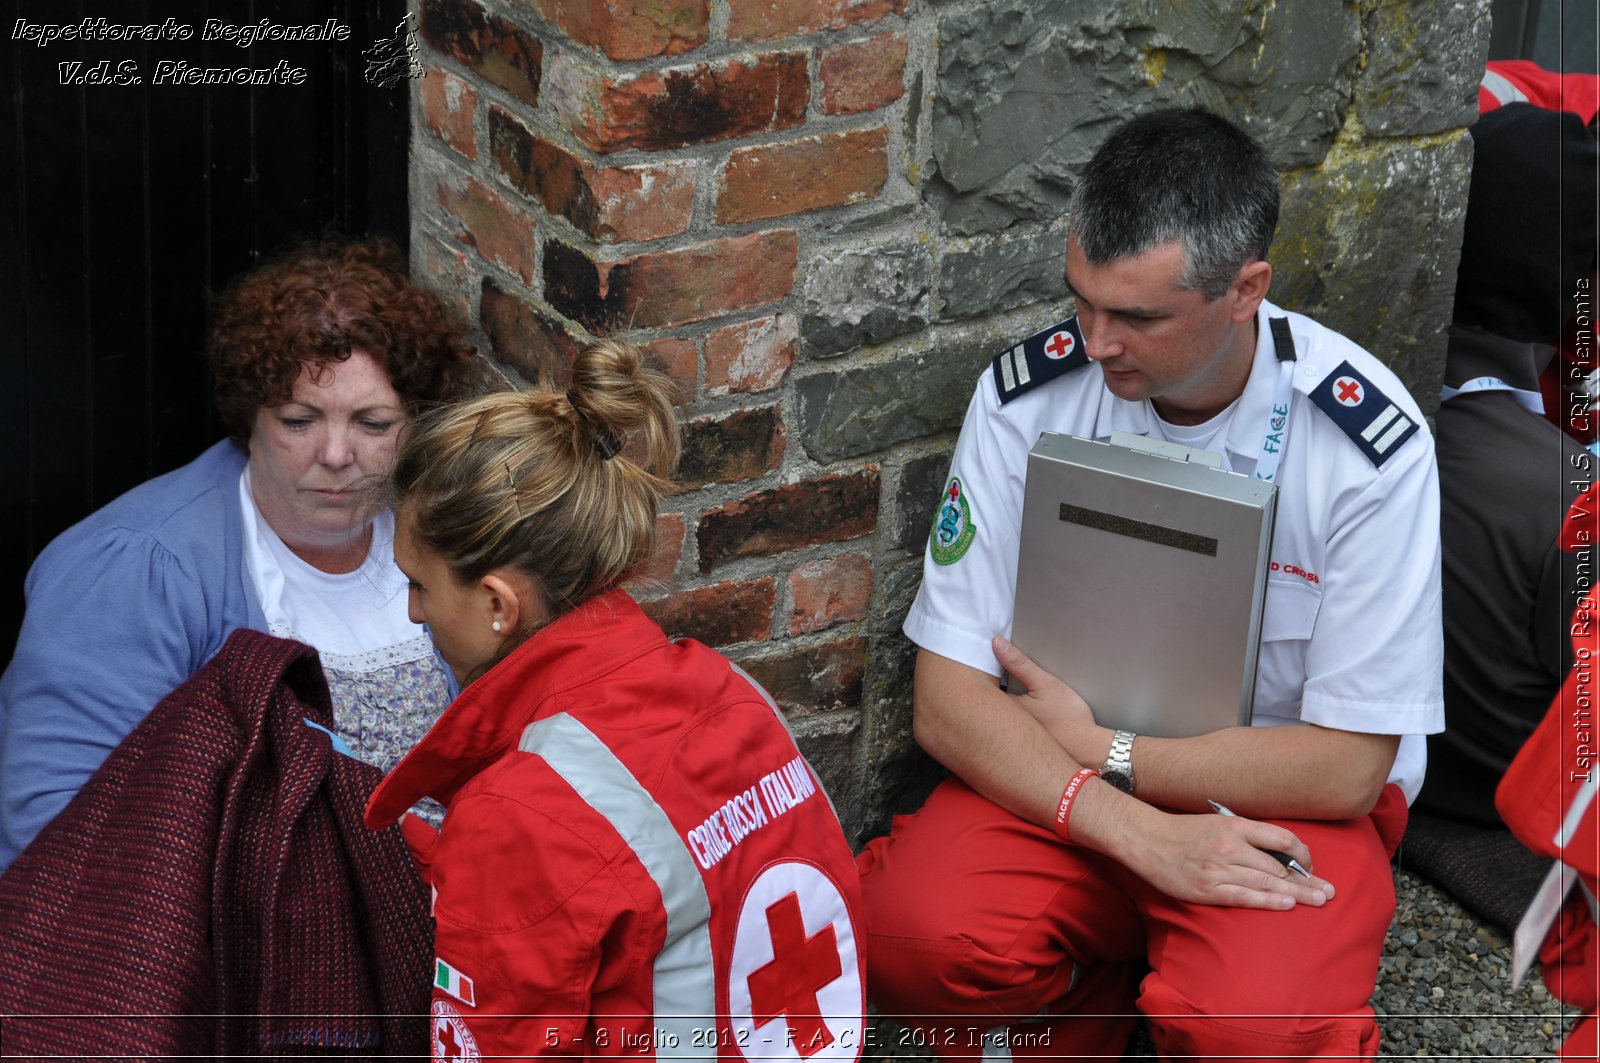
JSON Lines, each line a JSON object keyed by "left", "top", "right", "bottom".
{"left": 929, "top": 476, "right": 978, "bottom": 565}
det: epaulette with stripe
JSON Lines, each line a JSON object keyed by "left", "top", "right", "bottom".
{"left": 1307, "top": 361, "right": 1419, "bottom": 467}
{"left": 990, "top": 316, "right": 1090, "bottom": 405}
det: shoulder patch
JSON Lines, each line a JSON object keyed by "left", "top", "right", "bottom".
{"left": 929, "top": 476, "right": 977, "bottom": 565}
{"left": 1308, "top": 361, "right": 1419, "bottom": 467}
{"left": 990, "top": 316, "right": 1090, "bottom": 405}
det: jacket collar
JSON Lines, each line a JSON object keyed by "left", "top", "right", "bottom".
{"left": 364, "top": 588, "right": 666, "bottom": 825}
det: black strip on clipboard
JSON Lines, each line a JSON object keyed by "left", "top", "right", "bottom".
{"left": 1058, "top": 504, "right": 1218, "bottom": 557}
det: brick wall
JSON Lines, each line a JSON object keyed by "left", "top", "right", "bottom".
{"left": 409, "top": 0, "right": 1490, "bottom": 842}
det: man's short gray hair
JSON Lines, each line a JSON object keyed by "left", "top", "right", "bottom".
{"left": 1068, "top": 108, "right": 1280, "bottom": 300}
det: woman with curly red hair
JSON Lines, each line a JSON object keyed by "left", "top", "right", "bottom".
{"left": 0, "top": 238, "right": 474, "bottom": 869}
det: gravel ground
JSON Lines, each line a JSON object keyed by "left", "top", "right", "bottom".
{"left": 867, "top": 868, "right": 1580, "bottom": 1059}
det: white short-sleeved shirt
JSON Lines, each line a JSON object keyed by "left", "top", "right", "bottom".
{"left": 903, "top": 299, "right": 1445, "bottom": 802}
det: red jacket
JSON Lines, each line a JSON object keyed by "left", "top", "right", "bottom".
{"left": 1498, "top": 485, "right": 1600, "bottom": 1058}
{"left": 1481, "top": 59, "right": 1600, "bottom": 123}
{"left": 367, "top": 590, "right": 866, "bottom": 1062}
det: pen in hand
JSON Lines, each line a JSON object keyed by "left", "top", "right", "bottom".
{"left": 1206, "top": 799, "right": 1312, "bottom": 877}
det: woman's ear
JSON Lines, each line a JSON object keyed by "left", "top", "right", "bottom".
{"left": 480, "top": 569, "right": 545, "bottom": 637}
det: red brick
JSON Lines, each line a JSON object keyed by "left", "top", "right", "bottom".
{"left": 421, "top": 0, "right": 543, "bottom": 106}
{"left": 639, "top": 578, "right": 776, "bottom": 646}
{"left": 727, "top": 0, "right": 907, "bottom": 42}
{"left": 706, "top": 314, "right": 796, "bottom": 395}
{"left": 419, "top": 66, "right": 479, "bottom": 158}
{"left": 490, "top": 106, "right": 694, "bottom": 242}
{"left": 819, "top": 33, "right": 907, "bottom": 115}
{"left": 553, "top": 50, "right": 809, "bottom": 154}
{"left": 544, "top": 231, "right": 798, "bottom": 333}
{"left": 638, "top": 336, "right": 697, "bottom": 407}
{"left": 717, "top": 128, "right": 889, "bottom": 224}
{"left": 676, "top": 406, "right": 785, "bottom": 492}
{"left": 480, "top": 277, "right": 581, "bottom": 383}
{"left": 787, "top": 555, "right": 873, "bottom": 635}
{"left": 627, "top": 512, "right": 687, "bottom": 590}
{"left": 415, "top": 232, "right": 478, "bottom": 329}
{"left": 697, "top": 470, "right": 879, "bottom": 573}
{"left": 737, "top": 637, "right": 865, "bottom": 716}
{"left": 435, "top": 176, "right": 537, "bottom": 284}
{"left": 530, "top": 0, "right": 708, "bottom": 59}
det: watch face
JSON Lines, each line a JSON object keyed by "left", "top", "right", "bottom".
{"left": 1103, "top": 770, "right": 1133, "bottom": 794}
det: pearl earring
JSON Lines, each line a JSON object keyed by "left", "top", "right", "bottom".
{"left": 492, "top": 620, "right": 503, "bottom": 633}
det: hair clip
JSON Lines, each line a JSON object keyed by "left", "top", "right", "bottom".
{"left": 566, "top": 389, "right": 622, "bottom": 461}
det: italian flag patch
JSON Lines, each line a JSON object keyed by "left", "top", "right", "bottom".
{"left": 435, "top": 957, "right": 476, "bottom": 1007}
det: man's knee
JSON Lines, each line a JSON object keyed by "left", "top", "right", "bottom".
{"left": 1139, "top": 976, "right": 1380, "bottom": 1061}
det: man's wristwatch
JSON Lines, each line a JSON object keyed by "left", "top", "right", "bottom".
{"left": 1100, "top": 730, "right": 1137, "bottom": 794}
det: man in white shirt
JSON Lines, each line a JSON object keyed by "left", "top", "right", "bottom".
{"left": 857, "top": 107, "right": 1443, "bottom": 1059}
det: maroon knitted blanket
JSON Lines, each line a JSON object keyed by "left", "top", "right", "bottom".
{"left": 0, "top": 629, "right": 431, "bottom": 1058}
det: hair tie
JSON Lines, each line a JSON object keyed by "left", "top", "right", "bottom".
{"left": 566, "top": 389, "right": 622, "bottom": 461}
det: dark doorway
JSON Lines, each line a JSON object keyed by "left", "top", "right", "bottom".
{"left": 1, "top": 0, "right": 412, "bottom": 658}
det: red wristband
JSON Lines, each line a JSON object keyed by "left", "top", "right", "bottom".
{"left": 1053, "top": 768, "right": 1099, "bottom": 843}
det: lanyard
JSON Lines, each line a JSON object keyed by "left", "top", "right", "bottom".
{"left": 1439, "top": 375, "right": 1545, "bottom": 415}
{"left": 1255, "top": 317, "right": 1298, "bottom": 482}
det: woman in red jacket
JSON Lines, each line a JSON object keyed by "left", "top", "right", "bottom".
{"left": 366, "top": 339, "right": 866, "bottom": 1062}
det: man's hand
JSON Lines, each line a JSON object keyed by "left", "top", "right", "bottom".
{"left": 992, "top": 634, "right": 1113, "bottom": 766}
{"left": 1075, "top": 787, "right": 1335, "bottom": 910}
{"left": 988, "top": 636, "right": 1399, "bottom": 819}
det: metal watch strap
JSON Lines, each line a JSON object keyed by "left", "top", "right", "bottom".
{"left": 1101, "top": 729, "right": 1136, "bottom": 794}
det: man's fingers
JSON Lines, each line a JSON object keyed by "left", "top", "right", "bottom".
{"left": 992, "top": 634, "right": 1051, "bottom": 691}
{"left": 1246, "top": 822, "right": 1322, "bottom": 881}
{"left": 1216, "top": 864, "right": 1332, "bottom": 909}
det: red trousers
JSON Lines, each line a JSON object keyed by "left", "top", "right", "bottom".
{"left": 857, "top": 778, "right": 1408, "bottom": 1062}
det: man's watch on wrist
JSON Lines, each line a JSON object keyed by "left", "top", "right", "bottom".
{"left": 1100, "top": 730, "right": 1137, "bottom": 794}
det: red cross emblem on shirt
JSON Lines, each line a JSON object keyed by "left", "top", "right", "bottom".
{"left": 1044, "top": 331, "right": 1076, "bottom": 360}
{"left": 437, "top": 1022, "right": 464, "bottom": 1061}
{"left": 1334, "top": 377, "right": 1363, "bottom": 406}
{"left": 747, "top": 891, "right": 842, "bottom": 1058}
{"left": 431, "top": 1002, "right": 479, "bottom": 1061}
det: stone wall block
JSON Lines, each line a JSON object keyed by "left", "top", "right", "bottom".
{"left": 1356, "top": 0, "right": 1490, "bottom": 135}
{"left": 928, "top": 0, "right": 1360, "bottom": 235}
{"left": 676, "top": 405, "right": 787, "bottom": 491}
{"left": 728, "top": 0, "right": 908, "bottom": 42}
{"left": 891, "top": 450, "right": 953, "bottom": 554}
{"left": 788, "top": 555, "right": 874, "bottom": 635}
{"left": 551, "top": 50, "right": 810, "bottom": 154}
{"left": 737, "top": 637, "right": 866, "bottom": 717}
{"left": 798, "top": 343, "right": 988, "bottom": 463}
{"left": 640, "top": 578, "right": 777, "bottom": 646}
{"left": 529, "top": 0, "right": 709, "bottom": 60}
{"left": 420, "top": 0, "right": 543, "bottom": 106}
{"left": 490, "top": 107, "right": 695, "bottom": 242}
{"left": 1274, "top": 132, "right": 1473, "bottom": 407}
{"left": 800, "top": 242, "right": 932, "bottom": 358}
{"left": 819, "top": 32, "right": 908, "bottom": 115}
{"left": 716, "top": 128, "right": 890, "bottom": 224}
{"left": 706, "top": 314, "right": 798, "bottom": 395}
{"left": 415, "top": 232, "right": 479, "bottom": 332}
{"left": 479, "top": 276, "right": 580, "bottom": 383}
{"left": 419, "top": 66, "right": 478, "bottom": 159}
{"left": 938, "top": 226, "right": 1068, "bottom": 321}
{"left": 544, "top": 230, "right": 798, "bottom": 333}
{"left": 434, "top": 175, "right": 537, "bottom": 284}
{"left": 697, "top": 470, "right": 880, "bottom": 573}
{"left": 788, "top": 710, "right": 865, "bottom": 833}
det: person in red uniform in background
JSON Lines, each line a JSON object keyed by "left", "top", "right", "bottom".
{"left": 365, "top": 339, "right": 866, "bottom": 1062}
{"left": 1497, "top": 484, "right": 1600, "bottom": 1060}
